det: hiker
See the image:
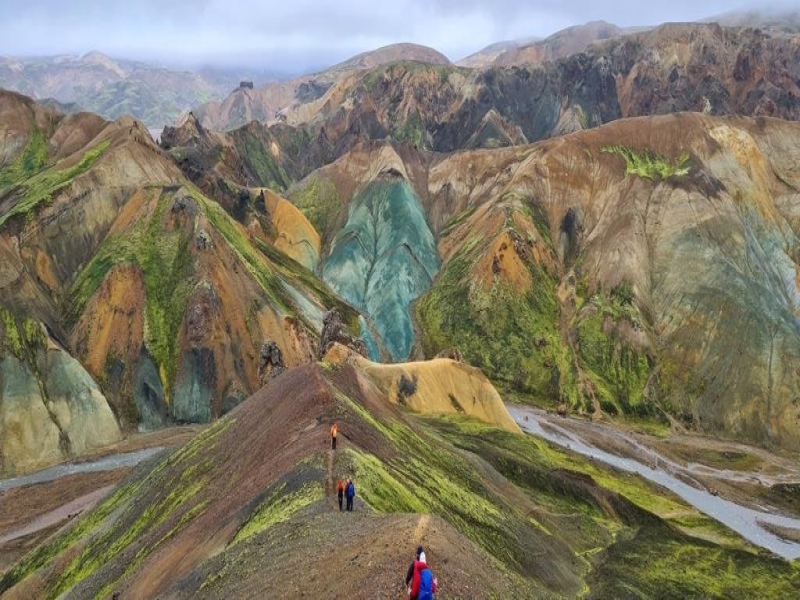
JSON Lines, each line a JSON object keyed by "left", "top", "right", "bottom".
{"left": 331, "top": 422, "right": 338, "bottom": 450}
{"left": 405, "top": 546, "right": 424, "bottom": 590}
{"left": 407, "top": 550, "right": 437, "bottom": 600}
{"left": 337, "top": 478, "right": 345, "bottom": 511}
{"left": 346, "top": 478, "right": 355, "bottom": 511}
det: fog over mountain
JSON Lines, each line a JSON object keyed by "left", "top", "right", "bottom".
{"left": 1, "top": 0, "right": 797, "bottom": 71}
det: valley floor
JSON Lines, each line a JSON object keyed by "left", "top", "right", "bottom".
{"left": 509, "top": 404, "right": 800, "bottom": 558}
{"left": 0, "top": 426, "right": 197, "bottom": 571}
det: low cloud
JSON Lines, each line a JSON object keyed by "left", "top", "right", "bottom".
{"left": 0, "top": 0, "right": 795, "bottom": 72}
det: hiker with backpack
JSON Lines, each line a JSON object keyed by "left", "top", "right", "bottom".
{"left": 407, "top": 548, "right": 437, "bottom": 600}
{"left": 331, "top": 422, "right": 338, "bottom": 450}
{"left": 337, "top": 478, "right": 345, "bottom": 511}
{"left": 345, "top": 478, "right": 355, "bottom": 511}
{"left": 404, "top": 546, "right": 424, "bottom": 590}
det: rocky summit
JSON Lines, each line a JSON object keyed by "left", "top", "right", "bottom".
{"left": 2, "top": 6, "right": 800, "bottom": 600}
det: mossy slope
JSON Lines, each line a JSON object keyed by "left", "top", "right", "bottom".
{"left": 2, "top": 363, "right": 797, "bottom": 598}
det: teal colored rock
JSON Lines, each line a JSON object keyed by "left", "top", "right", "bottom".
{"left": 172, "top": 349, "right": 216, "bottom": 423}
{"left": 323, "top": 181, "right": 439, "bottom": 361}
{"left": 133, "top": 352, "right": 170, "bottom": 431}
{"left": 358, "top": 316, "right": 382, "bottom": 361}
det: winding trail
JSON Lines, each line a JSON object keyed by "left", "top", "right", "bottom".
{"left": 508, "top": 404, "right": 800, "bottom": 560}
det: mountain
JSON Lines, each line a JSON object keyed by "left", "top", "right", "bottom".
{"left": 491, "top": 20, "right": 626, "bottom": 67}
{"left": 456, "top": 39, "right": 538, "bottom": 68}
{"left": 190, "top": 43, "right": 451, "bottom": 131}
{"left": 2, "top": 358, "right": 797, "bottom": 598}
{"left": 327, "top": 43, "right": 450, "bottom": 72}
{"left": 705, "top": 9, "right": 800, "bottom": 34}
{"left": 273, "top": 111, "right": 800, "bottom": 451}
{"left": 0, "top": 52, "right": 263, "bottom": 128}
{"left": 0, "top": 90, "right": 359, "bottom": 474}
{"left": 186, "top": 22, "right": 800, "bottom": 163}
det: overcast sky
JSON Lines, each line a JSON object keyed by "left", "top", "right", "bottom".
{"left": 0, "top": 0, "right": 796, "bottom": 73}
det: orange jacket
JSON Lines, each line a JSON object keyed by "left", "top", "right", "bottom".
{"left": 331, "top": 424, "right": 338, "bottom": 438}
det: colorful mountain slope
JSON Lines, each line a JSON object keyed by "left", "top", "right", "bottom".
{"left": 189, "top": 23, "right": 800, "bottom": 162}
{"left": 0, "top": 91, "right": 359, "bottom": 473}
{"left": 2, "top": 362, "right": 797, "bottom": 599}
{"left": 280, "top": 112, "right": 800, "bottom": 450}
{"left": 192, "top": 43, "right": 450, "bottom": 131}
{"left": 322, "top": 178, "right": 439, "bottom": 361}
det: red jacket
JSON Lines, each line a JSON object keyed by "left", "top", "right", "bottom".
{"left": 410, "top": 560, "right": 437, "bottom": 598}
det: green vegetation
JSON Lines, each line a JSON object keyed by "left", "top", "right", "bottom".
{"left": 416, "top": 235, "right": 580, "bottom": 408}
{"left": 573, "top": 104, "right": 589, "bottom": 129}
{"left": 140, "top": 197, "right": 194, "bottom": 397}
{"left": 2, "top": 418, "right": 232, "bottom": 597}
{"left": 392, "top": 110, "right": 425, "bottom": 148}
{"left": 0, "top": 126, "right": 48, "bottom": 192}
{"left": 439, "top": 205, "right": 477, "bottom": 237}
{"left": 428, "top": 415, "right": 800, "bottom": 598}
{"left": 233, "top": 128, "right": 291, "bottom": 192}
{"left": 68, "top": 188, "right": 194, "bottom": 399}
{"left": 0, "top": 139, "right": 110, "bottom": 229}
{"left": 189, "top": 187, "right": 298, "bottom": 313}
{"left": 336, "top": 391, "right": 530, "bottom": 569}
{"left": 288, "top": 176, "right": 343, "bottom": 246}
{"left": 576, "top": 290, "right": 652, "bottom": 416}
{"left": 0, "top": 481, "right": 142, "bottom": 594}
{"left": 590, "top": 528, "right": 800, "bottom": 599}
{"left": 253, "top": 236, "right": 360, "bottom": 330}
{"left": 601, "top": 145, "right": 691, "bottom": 181}
{"left": 0, "top": 310, "right": 45, "bottom": 366}
{"left": 1, "top": 309, "right": 24, "bottom": 359}
{"left": 233, "top": 480, "right": 323, "bottom": 544}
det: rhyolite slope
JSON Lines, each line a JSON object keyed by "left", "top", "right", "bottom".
{"left": 0, "top": 90, "right": 359, "bottom": 471}
{"left": 322, "top": 178, "right": 439, "bottom": 361}
{"left": 2, "top": 362, "right": 798, "bottom": 599}
{"left": 0, "top": 313, "right": 121, "bottom": 475}
{"left": 284, "top": 113, "right": 800, "bottom": 451}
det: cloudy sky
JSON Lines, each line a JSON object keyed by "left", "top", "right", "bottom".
{"left": 0, "top": 0, "right": 795, "bottom": 73}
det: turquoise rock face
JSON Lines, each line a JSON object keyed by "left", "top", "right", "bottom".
{"left": 323, "top": 181, "right": 440, "bottom": 361}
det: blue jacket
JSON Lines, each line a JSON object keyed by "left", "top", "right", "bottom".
{"left": 346, "top": 482, "right": 355, "bottom": 498}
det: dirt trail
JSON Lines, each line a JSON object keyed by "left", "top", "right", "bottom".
{"left": 326, "top": 449, "right": 335, "bottom": 497}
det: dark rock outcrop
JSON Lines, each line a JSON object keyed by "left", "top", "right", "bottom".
{"left": 258, "top": 340, "right": 285, "bottom": 385}
{"left": 318, "top": 310, "right": 367, "bottom": 359}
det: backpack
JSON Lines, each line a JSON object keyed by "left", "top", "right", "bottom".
{"left": 418, "top": 567, "right": 434, "bottom": 600}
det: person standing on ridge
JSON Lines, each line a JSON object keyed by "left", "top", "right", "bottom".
{"left": 408, "top": 551, "right": 437, "bottom": 600}
{"left": 337, "top": 478, "right": 345, "bottom": 511}
{"left": 331, "top": 422, "right": 338, "bottom": 450}
{"left": 346, "top": 478, "right": 355, "bottom": 512}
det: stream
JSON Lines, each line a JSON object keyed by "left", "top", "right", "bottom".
{"left": 0, "top": 447, "right": 164, "bottom": 494}
{"left": 507, "top": 404, "right": 800, "bottom": 560}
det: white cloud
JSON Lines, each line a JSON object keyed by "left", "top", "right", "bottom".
{"left": 0, "top": 0, "right": 793, "bottom": 71}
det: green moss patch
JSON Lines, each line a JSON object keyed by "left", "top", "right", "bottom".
{"left": 0, "top": 139, "right": 110, "bottom": 229}
{"left": 601, "top": 145, "right": 690, "bottom": 181}
{"left": 416, "top": 237, "right": 579, "bottom": 408}
{"left": 68, "top": 188, "right": 194, "bottom": 399}
{"left": 0, "top": 125, "right": 48, "bottom": 192}
{"left": 234, "top": 480, "right": 323, "bottom": 544}
{"left": 232, "top": 128, "right": 290, "bottom": 192}
{"left": 288, "top": 176, "right": 343, "bottom": 247}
